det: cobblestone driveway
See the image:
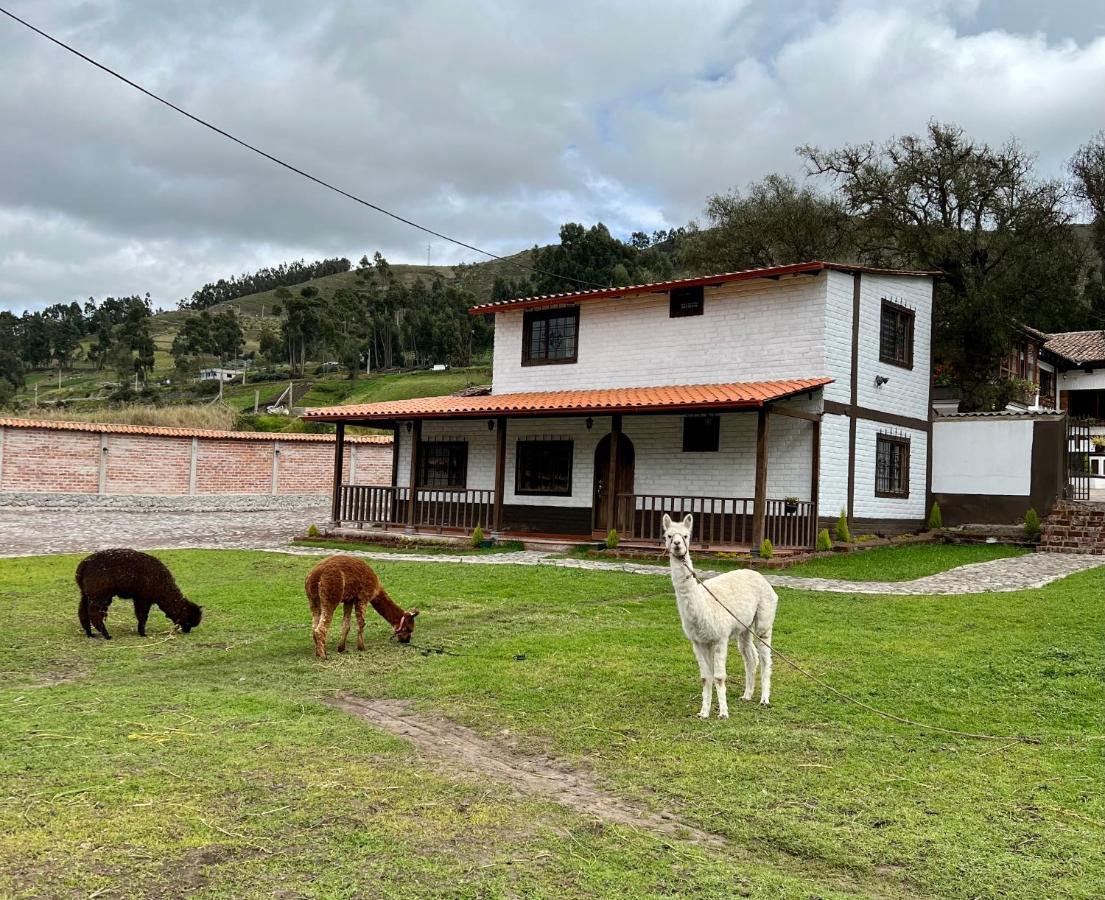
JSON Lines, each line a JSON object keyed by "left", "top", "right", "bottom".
{"left": 1, "top": 507, "right": 1100, "bottom": 594}
{"left": 0, "top": 506, "right": 327, "bottom": 557}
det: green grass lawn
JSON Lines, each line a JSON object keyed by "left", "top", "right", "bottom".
{"left": 777, "top": 541, "right": 1030, "bottom": 581}
{"left": 0, "top": 552, "right": 1101, "bottom": 898}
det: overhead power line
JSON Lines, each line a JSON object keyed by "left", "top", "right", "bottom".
{"left": 0, "top": 6, "right": 608, "bottom": 290}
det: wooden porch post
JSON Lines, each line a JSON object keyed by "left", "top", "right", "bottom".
{"left": 405, "top": 419, "right": 422, "bottom": 532}
{"left": 751, "top": 408, "right": 770, "bottom": 552}
{"left": 492, "top": 416, "right": 507, "bottom": 535}
{"left": 809, "top": 416, "right": 822, "bottom": 547}
{"left": 330, "top": 421, "right": 345, "bottom": 524}
{"left": 606, "top": 414, "right": 623, "bottom": 532}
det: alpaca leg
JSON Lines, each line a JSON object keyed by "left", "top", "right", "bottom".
{"left": 737, "top": 630, "right": 758, "bottom": 702}
{"left": 691, "top": 642, "right": 713, "bottom": 718}
{"left": 711, "top": 641, "right": 730, "bottom": 719}
{"left": 336, "top": 602, "right": 353, "bottom": 653}
{"left": 756, "top": 628, "right": 773, "bottom": 706}
{"left": 78, "top": 596, "right": 93, "bottom": 638}
{"left": 134, "top": 598, "right": 153, "bottom": 637}
{"left": 313, "top": 605, "right": 335, "bottom": 660}
{"left": 89, "top": 600, "right": 111, "bottom": 640}
{"left": 354, "top": 600, "right": 367, "bottom": 651}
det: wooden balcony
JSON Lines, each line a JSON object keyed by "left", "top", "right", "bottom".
{"left": 337, "top": 484, "right": 494, "bottom": 533}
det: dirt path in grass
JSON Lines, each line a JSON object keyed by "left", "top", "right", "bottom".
{"left": 327, "top": 693, "right": 730, "bottom": 849}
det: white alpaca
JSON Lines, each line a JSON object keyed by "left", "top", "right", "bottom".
{"left": 662, "top": 513, "right": 778, "bottom": 717}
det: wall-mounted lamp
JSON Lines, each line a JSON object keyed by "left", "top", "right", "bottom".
{"left": 585, "top": 417, "right": 594, "bottom": 430}
{"left": 405, "top": 421, "right": 412, "bottom": 433}
{"left": 487, "top": 419, "right": 495, "bottom": 431}
{"left": 875, "top": 375, "right": 890, "bottom": 388}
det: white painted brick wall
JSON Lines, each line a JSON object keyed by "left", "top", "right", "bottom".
{"left": 818, "top": 412, "right": 851, "bottom": 518}
{"left": 397, "top": 410, "right": 820, "bottom": 510}
{"left": 855, "top": 274, "right": 932, "bottom": 420}
{"left": 822, "top": 271, "right": 855, "bottom": 405}
{"left": 852, "top": 419, "right": 928, "bottom": 520}
{"left": 491, "top": 274, "right": 829, "bottom": 393}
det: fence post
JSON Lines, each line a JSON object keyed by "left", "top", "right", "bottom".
{"left": 751, "top": 408, "right": 770, "bottom": 553}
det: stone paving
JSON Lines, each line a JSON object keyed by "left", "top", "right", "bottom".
{"left": 1, "top": 507, "right": 1101, "bottom": 594}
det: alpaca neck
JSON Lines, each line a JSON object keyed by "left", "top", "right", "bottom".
{"left": 669, "top": 553, "right": 703, "bottom": 608}
{"left": 370, "top": 587, "right": 407, "bottom": 628}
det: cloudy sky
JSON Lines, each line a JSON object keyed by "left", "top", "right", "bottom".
{"left": 1, "top": 0, "right": 1103, "bottom": 312}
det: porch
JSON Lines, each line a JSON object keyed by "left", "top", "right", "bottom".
{"left": 307, "top": 378, "right": 832, "bottom": 552}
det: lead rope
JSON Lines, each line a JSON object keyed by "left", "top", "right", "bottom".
{"left": 676, "top": 555, "right": 1041, "bottom": 744}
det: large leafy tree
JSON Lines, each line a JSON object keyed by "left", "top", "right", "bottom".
{"left": 529, "top": 222, "right": 675, "bottom": 295}
{"left": 802, "top": 121, "right": 1086, "bottom": 410}
{"left": 680, "top": 174, "right": 855, "bottom": 274}
{"left": 1069, "top": 131, "right": 1105, "bottom": 325}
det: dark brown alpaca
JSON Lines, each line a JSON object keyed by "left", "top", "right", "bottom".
{"left": 75, "top": 549, "right": 203, "bottom": 639}
{"left": 305, "top": 555, "right": 417, "bottom": 660}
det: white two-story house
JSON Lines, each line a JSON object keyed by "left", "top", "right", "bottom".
{"left": 305, "top": 260, "right": 936, "bottom": 550}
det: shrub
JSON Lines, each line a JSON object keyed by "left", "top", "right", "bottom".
{"left": 759, "top": 538, "right": 774, "bottom": 560}
{"left": 928, "top": 502, "right": 943, "bottom": 530}
{"left": 834, "top": 509, "right": 851, "bottom": 544}
{"left": 306, "top": 524, "right": 320, "bottom": 538}
{"left": 470, "top": 525, "right": 485, "bottom": 548}
{"left": 815, "top": 528, "right": 832, "bottom": 552}
{"left": 605, "top": 528, "right": 619, "bottom": 550}
{"left": 1023, "top": 508, "right": 1041, "bottom": 541}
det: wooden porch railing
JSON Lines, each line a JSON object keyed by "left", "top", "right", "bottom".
{"left": 616, "top": 493, "right": 816, "bottom": 549}
{"left": 336, "top": 484, "right": 494, "bottom": 532}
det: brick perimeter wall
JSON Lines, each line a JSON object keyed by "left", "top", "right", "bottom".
{"left": 0, "top": 424, "right": 391, "bottom": 496}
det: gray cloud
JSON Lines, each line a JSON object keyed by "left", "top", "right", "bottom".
{"left": 1, "top": 0, "right": 1103, "bottom": 311}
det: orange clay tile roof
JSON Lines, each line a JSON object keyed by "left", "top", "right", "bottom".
{"left": 302, "top": 378, "right": 833, "bottom": 422}
{"left": 468, "top": 260, "right": 940, "bottom": 313}
{"left": 0, "top": 417, "right": 391, "bottom": 443}
{"left": 1044, "top": 330, "right": 1105, "bottom": 365}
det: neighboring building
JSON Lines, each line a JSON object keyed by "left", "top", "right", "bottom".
{"left": 199, "top": 367, "right": 244, "bottom": 383}
{"left": 1044, "top": 329, "right": 1105, "bottom": 500}
{"left": 304, "top": 261, "right": 936, "bottom": 549}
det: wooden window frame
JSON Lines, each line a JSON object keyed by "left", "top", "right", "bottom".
{"left": 874, "top": 434, "right": 910, "bottom": 498}
{"left": 521, "top": 306, "right": 580, "bottom": 366}
{"left": 417, "top": 441, "right": 468, "bottom": 491}
{"left": 879, "top": 299, "right": 915, "bottom": 370}
{"left": 669, "top": 285, "right": 704, "bottom": 318}
{"left": 682, "top": 415, "right": 720, "bottom": 452}
{"left": 514, "top": 439, "right": 574, "bottom": 496}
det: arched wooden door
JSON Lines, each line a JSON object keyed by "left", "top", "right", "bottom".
{"left": 592, "top": 432, "right": 635, "bottom": 532}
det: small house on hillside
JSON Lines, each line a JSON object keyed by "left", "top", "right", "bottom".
{"left": 303, "top": 261, "right": 936, "bottom": 550}
{"left": 199, "top": 367, "right": 243, "bottom": 383}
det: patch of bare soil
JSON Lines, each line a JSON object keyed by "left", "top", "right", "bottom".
{"left": 325, "top": 693, "right": 729, "bottom": 849}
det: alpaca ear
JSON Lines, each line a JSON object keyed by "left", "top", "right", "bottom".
{"left": 409, "top": 608, "right": 420, "bottom": 617}
{"left": 661, "top": 514, "right": 672, "bottom": 531}
{"left": 682, "top": 514, "right": 693, "bottom": 532}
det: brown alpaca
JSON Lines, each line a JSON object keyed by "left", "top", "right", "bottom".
{"left": 76, "top": 549, "right": 203, "bottom": 639}
{"left": 304, "top": 555, "right": 418, "bottom": 660}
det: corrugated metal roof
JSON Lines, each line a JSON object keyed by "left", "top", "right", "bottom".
{"left": 468, "top": 260, "right": 939, "bottom": 314}
{"left": 302, "top": 378, "right": 833, "bottom": 422}
{"left": 0, "top": 417, "right": 391, "bottom": 443}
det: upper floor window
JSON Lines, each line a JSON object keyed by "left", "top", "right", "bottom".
{"left": 875, "top": 434, "right": 910, "bottom": 498}
{"left": 418, "top": 441, "right": 468, "bottom": 490}
{"left": 879, "top": 299, "right": 915, "bottom": 369}
{"left": 682, "top": 415, "right": 719, "bottom": 452}
{"left": 669, "top": 285, "right": 704, "bottom": 318}
{"left": 522, "top": 307, "right": 579, "bottom": 365}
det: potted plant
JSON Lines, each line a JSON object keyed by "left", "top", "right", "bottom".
{"left": 784, "top": 496, "right": 799, "bottom": 516}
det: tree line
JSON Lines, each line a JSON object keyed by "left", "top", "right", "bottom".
{"left": 0, "top": 295, "right": 157, "bottom": 403}
{"left": 177, "top": 257, "right": 351, "bottom": 310}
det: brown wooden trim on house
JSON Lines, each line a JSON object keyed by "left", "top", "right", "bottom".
{"left": 502, "top": 504, "right": 592, "bottom": 536}
{"left": 847, "top": 273, "right": 861, "bottom": 519}
{"left": 405, "top": 420, "right": 422, "bottom": 529}
{"left": 751, "top": 408, "right": 770, "bottom": 550}
{"left": 810, "top": 417, "right": 821, "bottom": 541}
{"left": 605, "top": 414, "right": 622, "bottom": 529}
{"left": 520, "top": 306, "right": 580, "bottom": 366}
{"left": 330, "top": 422, "right": 345, "bottom": 523}
{"left": 769, "top": 404, "right": 821, "bottom": 422}
{"left": 390, "top": 425, "right": 400, "bottom": 487}
{"left": 823, "top": 400, "right": 931, "bottom": 432}
{"left": 816, "top": 515, "right": 926, "bottom": 536}
{"left": 492, "top": 416, "right": 506, "bottom": 532}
